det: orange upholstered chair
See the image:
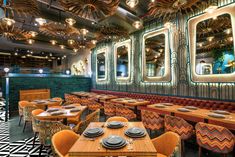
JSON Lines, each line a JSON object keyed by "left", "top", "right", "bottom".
{"left": 141, "top": 110, "right": 164, "bottom": 134}
{"left": 32, "top": 109, "right": 44, "bottom": 147}
{"left": 164, "top": 115, "right": 194, "bottom": 157}
{"left": 22, "top": 104, "right": 38, "bottom": 132}
{"left": 195, "top": 122, "right": 235, "bottom": 157}
{"left": 18, "top": 100, "right": 29, "bottom": 126}
{"left": 52, "top": 97, "right": 63, "bottom": 106}
{"left": 115, "top": 104, "right": 136, "bottom": 121}
{"left": 104, "top": 102, "right": 116, "bottom": 119}
{"left": 106, "top": 116, "right": 128, "bottom": 123}
{"left": 52, "top": 130, "right": 80, "bottom": 157}
{"left": 152, "top": 132, "right": 181, "bottom": 157}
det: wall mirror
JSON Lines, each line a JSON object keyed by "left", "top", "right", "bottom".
{"left": 188, "top": 4, "right": 235, "bottom": 82}
{"left": 142, "top": 28, "right": 171, "bottom": 82}
{"left": 96, "top": 48, "right": 107, "bottom": 81}
{"left": 114, "top": 39, "right": 131, "bottom": 82}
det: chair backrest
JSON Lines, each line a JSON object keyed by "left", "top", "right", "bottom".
{"left": 73, "top": 109, "right": 100, "bottom": 134}
{"left": 152, "top": 132, "right": 181, "bottom": 157}
{"left": 104, "top": 102, "right": 116, "bottom": 116}
{"left": 195, "top": 122, "right": 235, "bottom": 154}
{"left": 64, "top": 94, "right": 81, "bottom": 104}
{"left": 115, "top": 104, "right": 136, "bottom": 120}
{"left": 52, "top": 97, "right": 63, "bottom": 106}
{"left": 106, "top": 116, "right": 128, "bottom": 122}
{"left": 18, "top": 100, "right": 29, "bottom": 115}
{"left": 52, "top": 130, "right": 80, "bottom": 157}
{"left": 164, "top": 115, "right": 194, "bottom": 140}
{"left": 23, "top": 105, "right": 38, "bottom": 122}
{"left": 85, "top": 98, "right": 102, "bottom": 111}
{"left": 31, "top": 109, "right": 44, "bottom": 133}
{"left": 141, "top": 109, "right": 164, "bottom": 130}
{"left": 38, "top": 121, "right": 70, "bottom": 146}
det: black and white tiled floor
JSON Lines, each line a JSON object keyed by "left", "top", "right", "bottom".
{"left": 0, "top": 122, "right": 52, "bottom": 157}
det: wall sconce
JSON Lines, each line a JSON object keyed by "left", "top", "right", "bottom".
{"left": 38, "top": 69, "right": 43, "bottom": 74}
{"left": 65, "top": 70, "right": 71, "bottom": 75}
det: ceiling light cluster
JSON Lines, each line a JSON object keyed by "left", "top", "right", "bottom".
{"left": 132, "top": 20, "right": 142, "bottom": 29}
{"left": 2, "top": 17, "right": 15, "bottom": 26}
{"left": 65, "top": 18, "right": 76, "bottom": 26}
{"left": 126, "top": 0, "right": 139, "bottom": 8}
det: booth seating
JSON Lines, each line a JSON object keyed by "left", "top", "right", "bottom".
{"left": 91, "top": 89, "right": 235, "bottom": 113}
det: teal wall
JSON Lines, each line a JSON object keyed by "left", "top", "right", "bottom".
{"left": 2, "top": 74, "right": 91, "bottom": 116}
{"left": 91, "top": 0, "right": 235, "bottom": 102}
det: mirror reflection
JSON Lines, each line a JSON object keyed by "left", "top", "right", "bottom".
{"left": 196, "top": 13, "right": 234, "bottom": 75}
{"left": 145, "top": 33, "right": 165, "bottom": 77}
{"left": 97, "top": 52, "right": 106, "bottom": 79}
{"left": 116, "top": 45, "right": 129, "bottom": 78}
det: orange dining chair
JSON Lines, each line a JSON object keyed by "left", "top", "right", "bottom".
{"left": 104, "top": 102, "right": 116, "bottom": 120}
{"left": 115, "top": 104, "right": 136, "bottom": 121}
{"left": 18, "top": 100, "right": 29, "bottom": 126}
{"left": 164, "top": 115, "right": 194, "bottom": 157}
{"left": 52, "top": 130, "right": 80, "bottom": 157}
{"left": 31, "top": 109, "right": 44, "bottom": 147}
{"left": 152, "top": 132, "right": 181, "bottom": 157}
{"left": 82, "top": 98, "right": 103, "bottom": 112}
{"left": 52, "top": 97, "right": 63, "bottom": 106}
{"left": 22, "top": 104, "right": 38, "bottom": 132}
{"left": 141, "top": 109, "right": 164, "bottom": 137}
{"left": 195, "top": 122, "right": 234, "bottom": 157}
{"left": 106, "top": 116, "right": 128, "bottom": 123}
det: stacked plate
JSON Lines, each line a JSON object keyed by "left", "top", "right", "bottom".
{"left": 64, "top": 105, "right": 76, "bottom": 109}
{"left": 162, "top": 103, "right": 174, "bottom": 106}
{"left": 155, "top": 104, "right": 166, "bottom": 108}
{"left": 83, "top": 128, "right": 104, "bottom": 138}
{"left": 212, "top": 110, "right": 230, "bottom": 115}
{"left": 107, "top": 121, "right": 124, "bottom": 129}
{"left": 102, "top": 135, "right": 127, "bottom": 150}
{"left": 50, "top": 111, "right": 64, "bottom": 116}
{"left": 177, "top": 108, "right": 191, "bottom": 112}
{"left": 48, "top": 99, "right": 58, "bottom": 102}
{"left": 185, "top": 106, "right": 198, "bottom": 110}
{"left": 208, "top": 113, "right": 225, "bottom": 119}
{"left": 70, "top": 108, "right": 81, "bottom": 112}
{"left": 47, "top": 108, "right": 60, "bottom": 113}
{"left": 125, "top": 127, "right": 146, "bottom": 138}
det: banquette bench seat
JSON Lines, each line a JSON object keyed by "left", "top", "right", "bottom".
{"left": 91, "top": 89, "right": 235, "bottom": 113}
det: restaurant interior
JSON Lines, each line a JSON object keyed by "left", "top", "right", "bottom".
{"left": 0, "top": 0, "right": 235, "bottom": 157}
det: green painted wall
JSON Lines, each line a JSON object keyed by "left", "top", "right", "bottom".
{"left": 2, "top": 74, "right": 91, "bottom": 116}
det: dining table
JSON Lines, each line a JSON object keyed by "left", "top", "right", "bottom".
{"left": 30, "top": 99, "right": 62, "bottom": 110}
{"left": 36, "top": 105, "right": 87, "bottom": 124}
{"left": 148, "top": 103, "right": 235, "bottom": 131}
{"left": 71, "top": 92, "right": 97, "bottom": 98}
{"left": 94, "top": 94, "right": 118, "bottom": 103}
{"left": 68, "top": 122, "right": 157, "bottom": 157}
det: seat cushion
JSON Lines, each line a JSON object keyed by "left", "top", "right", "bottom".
{"left": 157, "top": 153, "right": 167, "bottom": 157}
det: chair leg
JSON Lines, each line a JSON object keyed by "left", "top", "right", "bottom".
{"left": 22, "top": 121, "right": 27, "bottom": 132}
{"left": 32, "top": 132, "right": 38, "bottom": 148}
{"left": 181, "top": 140, "right": 185, "bottom": 157}
{"left": 39, "top": 144, "right": 43, "bottom": 157}
{"left": 18, "top": 116, "right": 22, "bottom": 126}
{"left": 198, "top": 146, "right": 201, "bottom": 157}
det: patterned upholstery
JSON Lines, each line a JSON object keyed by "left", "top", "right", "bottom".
{"left": 106, "top": 116, "right": 128, "bottom": 122}
{"left": 52, "top": 97, "right": 63, "bottom": 106}
{"left": 115, "top": 104, "right": 136, "bottom": 120}
{"left": 31, "top": 109, "right": 44, "bottom": 133}
{"left": 141, "top": 109, "right": 164, "bottom": 131}
{"left": 164, "top": 115, "right": 194, "bottom": 140}
{"left": 23, "top": 105, "right": 38, "bottom": 122}
{"left": 18, "top": 101, "right": 29, "bottom": 117}
{"left": 195, "top": 122, "right": 235, "bottom": 154}
{"left": 152, "top": 132, "right": 181, "bottom": 157}
{"left": 73, "top": 109, "right": 100, "bottom": 134}
{"left": 38, "top": 121, "right": 70, "bottom": 146}
{"left": 64, "top": 94, "right": 82, "bottom": 104}
{"left": 104, "top": 102, "right": 116, "bottom": 117}
{"left": 82, "top": 98, "right": 103, "bottom": 111}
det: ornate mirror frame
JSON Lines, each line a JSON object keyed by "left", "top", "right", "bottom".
{"left": 96, "top": 47, "right": 108, "bottom": 82}
{"left": 142, "top": 28, "right": 171, "bottom": 82}
{"left": 114, "top": 39, "right": 131, "bottom": 82}
{"left": 188, "top": 4, "right": 235, "bottom": 82}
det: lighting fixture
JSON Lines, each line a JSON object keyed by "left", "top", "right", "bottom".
{"left": 2, "top": 17, "right": 15, "bottom": 26}
{"left": 207, "top": 36, "right": 214, "bottom": 42}
{"left": 205, "top": 5, "right": 218, "bottom": 13}
{"left": 68, "top": 39, "right": 75, "bottom": 45}
{"left": 38, "top": 69, "right": 43, "bottom": 74}
{"left": 60, "top": 45, "right": 65, "bottom": 49}
{"left": 132, "top": 20, "right": 142, "bottom": 29}
{"left": 30, "top": 51, "right": 33, "bottom": 54}
{"left": 91, "top": 40, "right": 97, "bottom": 44}
{"left": 50, "top": 40, "right": 57, "bottom": 45}
{"left": 228, "top": 37, "right": 233, "bottom": 42}
{"left": 29, "top": 31, "right": 38, "bottom": 37}
{"left": 35, "top": 18, "right": 47, "bottom": 25}
{"left": 27, "top": 39, "right": 35, "bottom": 44}
{"left": 49, "top": 53, "right": 52, "bottom": 56}
{"left": 73, "top": 48, "right": 78, "bottom": 53}
{"left": 14, "top": 52, "right": 18, "bottom": 55}
{"left": 146, "top": 48, "right": 150, "bottom": 52}
{"left": 81, "top": 28, "right": 88, "bottom": 35}
{"left": 164, "top": 22, "right": 172, "bottom": 28}
{"left": 4, "top": 67, "right": 10, "bottom": 73}
{"left": 151, "top": 0, "right": 155, "bottom": 2}
{"left": 65, "top": 18, "right": 76, "bottom": 26}
{"left": 225, "top": 28, "right": 232, "bottom": 34}
{"left": 66, "top": 70, "right": 70, "bottom": 75}
{"left": 126, "top": 0, "right": 139, "bottom": 8}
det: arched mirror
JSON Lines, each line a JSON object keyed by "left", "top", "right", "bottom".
{"left": 188, "top": 4, "right": 235, "bottom": 82}
{"left": 96, "top": 48, "right": 107, "bottom": 81}
{"left": 142, "top": 28, "right": 171, "bottom": 82}
{"left": 114, "top": 39, "right": 131, "bottom": 82}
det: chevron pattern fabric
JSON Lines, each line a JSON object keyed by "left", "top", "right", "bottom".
{"left": 195, "top": 122, "right": 235, "bottom": 154}
{"left": 141, "top": 110, "right": 164, "bottom": 131}
{"left": 82, "top": 98, "right": 103, "bottom": 111}
{"left": 164, "top": 115, "right": 194, "bottom": 140}
{"left": 104, "top": 102, "right": 116, "bottom": 117}
{"left": 115, "top": 104, "right": 136, "bottom": 120}
{"left": 64, "top": 94, "right": 82, "bottom": 104}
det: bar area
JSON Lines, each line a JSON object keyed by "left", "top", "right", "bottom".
{"left": 0, "top": 0, "right": 234, "bottom": 157}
